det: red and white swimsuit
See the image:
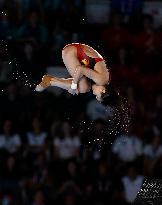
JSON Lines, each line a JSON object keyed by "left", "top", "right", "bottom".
{"left": 63, "top": 43, "right": 104, "bottom": 69}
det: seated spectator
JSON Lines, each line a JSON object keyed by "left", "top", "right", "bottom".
{"left": 49, "top": 120, "right": 60, "bottom": 140}
{"left": 62, "top": 193, "right": 79, "bottom": 205}
{"left": 60, "top": 0, "right": 82, "bottom": 28}
{"left": 0, "top": 60, "right": 13, "bottom": 83}
{"left": 101, "top": 12, "right": 131, "bottom": 51}
{"left": 1, "top": 193, "right": 15, "bottom": 205}
{"left": 0, "top": 155, "right": 22, "bottom": 197}
{"left": 122, "top": 165, "right": 144, "bottom": 203}
{"left": 112, "top": 128, "right": 143, "bottom": 162}
{"left": 111, "top": 45, "right": 139, "bottom": 88}
{"left": 86, "top": 98, "right": 113, "bottom": 121}
{"left": 53, "top": 121, "right": 81, "bottom": 159}
{"left": 113, "top": 45, "right": 133, "bottom": 68}
{"left": 134, "top": 14, "right": 161, "bottom": 73}
{"left": 15, "top": 10, "right": 48, "bottom": 44}
{"left": 59, "top": 160, "right": 82, "bottom": 189}
{"left": 49, "top": 23, "right": 68, "bottom": 65}
{"left": 111, "top": 179, "right": 127, "bottom": 205}
{"left": 152, "top": 153, "right": 162, "bottom": 179}
{"left": 0, "top": 10, "right": 15, "bottom": 40}
{"left": 26, "top": 117, "right": 47, "bottom": 153}
{"left": 51, "top": 23, "right": 68, "bottom": 51}
{"left": 0, "top": 82, "right": 20, "bottom": 119}
{"left": 0, "top": 119, "right": 21, "bottom": 154}
{"left": 111, "top": 0, "right": 143, "bottom": 21}
{"left": 31, "top": 189, "right": 46, "bottom": 205}
{"left": 56, "top": 181, "right": 82, "bottom": 205}
{"left": 32, "top": 152, "right": 49, "bottom": 184}
{"left": 143, "top": 110, "right": 160, "bottom": 138}
{"left": 94, "top": 161, "right": 113, "bottom": 203}
{"left": 81, "top": 119, "right": 107, "bottom": 154}
{"left": 83, "top": 182, "right": 95, "bottom": 205}
{"left": 143, "top": 134, "right": 162, "bottom": 176}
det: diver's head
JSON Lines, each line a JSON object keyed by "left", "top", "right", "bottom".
{"left": 92, "top": 83, "right": 121, "bottom": 106}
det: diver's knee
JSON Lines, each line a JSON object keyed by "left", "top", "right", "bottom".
{"left": 78, "top": 79, "right": 91, "bottom": 93}
{"left": 79, "top": 86, "right": 90, "bottom": 93}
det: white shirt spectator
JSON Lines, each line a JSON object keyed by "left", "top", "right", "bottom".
{"left": 53, "top": 136, "right": 80, "bottom": 159}
{"left": 122, "top": 175, "right": 144, "bottom": 203}
{"left": 112, "top": 134, "right": 143, "bottom": 162}
{"left": 27, "top": 132, "right": 47, "bottom": 146}
{"left": 0, "top": 134, "right": 21, "bottom": 153}
{"left": 143, "top": 144, "right": 162, "bottom": 159}
{"left": 86, "top": 99, "right": 113, "bottom": 121}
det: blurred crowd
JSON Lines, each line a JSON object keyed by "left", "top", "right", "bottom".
{"left": 0, "top": 0, "right": 162, "bottom": 205}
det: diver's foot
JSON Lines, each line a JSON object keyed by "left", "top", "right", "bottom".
{"left": 35, "top": 75, "right": 53, "bottom": 92}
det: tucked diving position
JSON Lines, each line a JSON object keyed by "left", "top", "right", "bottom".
{"left": 35, "top": 43, "right": 120, "bottom": 105}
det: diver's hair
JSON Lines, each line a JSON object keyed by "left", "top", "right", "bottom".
{"left": 101, "top": 82, "right": 121, "bottom": 107}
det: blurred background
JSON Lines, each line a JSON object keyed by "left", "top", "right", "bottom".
{"left": 0, "top": 0, "right": 162, "bottom": 204}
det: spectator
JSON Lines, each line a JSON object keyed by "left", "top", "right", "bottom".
{"left": 1, "top": 193, "right": 15, "bottom": 205}
{"left": 94, "top": 161, "right": 113, "bottom": 203}
{"left": 0, "top": 155, "right": 21, "bottom": 196}
{"left": 56, "top": 181, "right": 82, "bottom": 205}
{"left": 101, "top": 12, "right": 131, "bottom": 51}
{"left": 60, "top": 0, "right": 82, "bottom": 28}
{"left": 143, "top": 134, "right": 162, "bottom": 176}
{"left": 53, "top": 121, "right": 81, "bottom": 160}
{"left": 31, "top": 190, "right": 46, "bottom": 205}
{"left": 26, "top": 117, "right": 47, "bottom": 154}
{"left": 86, "top": 98, "right": 113, "bottom": 121}
{"left": 0, "top": 60, "right": 12, "bottom": 83}
{"left": 15, "top": 10, "right": 48, "bottom": 44}
{"left": 111, "top": 0, "right": 143, "bottom": 21}
{"left": 111, "top": 45, "right": 138, "bottom": 89}
{"left": 66, "top": 161, "right": 78, "bottom": 179}
{"left": 83, "top": 182, "right": 95, "bottom": 205}
{"left": 0, "top": 10, "right": 15, "bottom": 40}
{"left": 0, "top": 119, "right": 21, "bottom": 154}
{"left": 51, "top": 23, "right": 68, "bottom": 52}
{"left": 81, "top": 119, "right": 107, "bottom": 155}
{"left": 49, "top": 23, "right": 68, "bottom": 65}
{"left": 31, "top": 152, "right": 49, "bottom": 185}
{"left": 122, "top": 165, "right": 144, "bottom": 203}
{"left": 49, "top": 120, "right": 60, "bottom": 139}
{"left": 0, "top": 82, "right": 20, "bottom": 119}
{"left": 62, "top": 193, "right": 79, "bottom": 205}
{"left": 112, "top": 128, "right": 143, "bottom": 162}
{"left": 134, "top": 14, "right": 161, "bottom": 73}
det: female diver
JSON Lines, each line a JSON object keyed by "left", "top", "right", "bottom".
{"left": 35, "top": 43, "right": 119, "bottom": 105}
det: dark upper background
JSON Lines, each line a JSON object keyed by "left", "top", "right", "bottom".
{"left": 0, "top": 0, "right": 162, "bottom": 205}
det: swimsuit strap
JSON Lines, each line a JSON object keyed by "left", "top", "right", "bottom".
{"left": 95, "top": 57, "right": 104, "bottom": 63}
